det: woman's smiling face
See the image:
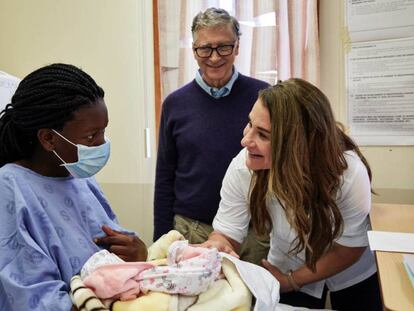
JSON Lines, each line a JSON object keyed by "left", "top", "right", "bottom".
{"left": 241, "top": 98, "right": 272, "bottom": 171}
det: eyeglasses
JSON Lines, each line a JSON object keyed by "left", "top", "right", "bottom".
{"left": 193, "top": 44, "right": 236, "bottom": 58}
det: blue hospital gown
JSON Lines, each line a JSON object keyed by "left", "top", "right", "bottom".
{"left": 0, "top": 163, "right": 134, "bottom": 310}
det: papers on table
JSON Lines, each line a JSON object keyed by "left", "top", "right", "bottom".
{"left": 368, "top": 231, "right": 414, "bottom": 253}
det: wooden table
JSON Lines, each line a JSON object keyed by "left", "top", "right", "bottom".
{"left": 370, "top": 203, "right": 414, "bottom": 311}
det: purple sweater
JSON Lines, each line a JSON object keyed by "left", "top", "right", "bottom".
{"left": 154, "top": 74, "right": 269, "bottom": 240}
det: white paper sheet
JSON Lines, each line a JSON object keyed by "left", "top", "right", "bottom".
{"left": 0, "top": 71, "right": 20, "bottom": 111}
{"left": 346, "top": 0, "right": 414, "bottom": 42}
{"left": 346, "top": 37, "right": 414, "bottom": 145}
{"left": 368, "top": 231, "right": 414, "bottom": 253}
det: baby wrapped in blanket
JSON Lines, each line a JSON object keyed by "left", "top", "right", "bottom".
{"left": 70, "top": 231, "right": 255, "bottom": 311}
{"left": 81, "top": 240, "right": 222, "bottom": 300}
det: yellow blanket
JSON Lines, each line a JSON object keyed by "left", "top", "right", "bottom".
{"left": 70, "top": 230, "right": 252, "bottom": 311}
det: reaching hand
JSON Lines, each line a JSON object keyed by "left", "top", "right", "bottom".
{"left": 261, "top": 259, "right": 293, "bottom": 292}
{"left": 196, "top": 239, "right": 239, "bottom": 258}
{"left": 94, "top": 225, "right": 148, "bottom": 262}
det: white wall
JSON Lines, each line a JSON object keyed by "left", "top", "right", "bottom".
{"left": 319, "top": 0, "right": 414, "bottom": 204}
{"left": 0, "top": 0, "right": 156, "bottom": 244}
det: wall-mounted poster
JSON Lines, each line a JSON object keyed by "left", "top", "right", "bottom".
{"left": 346, "top": 0, "right": 414, "bottom": 41}
{"left": 346, "top": 37, "right": 414, "bottom": 145}
{"left": 345, "top": 0, "right": 414, "bottom": 145}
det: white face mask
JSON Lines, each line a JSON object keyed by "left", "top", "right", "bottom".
{"left": 52, "top": 130, "right": 110, "bottom": 178}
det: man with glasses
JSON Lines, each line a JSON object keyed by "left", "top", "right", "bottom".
{"left": 154, "top": 7, "right": 269, "bottom": 265}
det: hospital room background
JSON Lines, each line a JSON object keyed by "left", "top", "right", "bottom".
{"left": 0, "top": 0, "right": 413, "bottom": 246}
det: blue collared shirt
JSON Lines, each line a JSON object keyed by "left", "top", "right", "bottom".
{"left": 195, "top": 68, "right": 239, "bottom": 98}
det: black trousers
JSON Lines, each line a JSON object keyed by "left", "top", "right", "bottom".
{"left": 279, "top": 273, "right": 382, "bottom": 311}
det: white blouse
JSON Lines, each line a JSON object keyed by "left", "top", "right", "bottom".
{"left": 213, "top": 148, "right": 377, "bottom": 298}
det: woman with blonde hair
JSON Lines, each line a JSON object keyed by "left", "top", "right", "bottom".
{"left": 203, "top": 78, "right": 382, "bottom": 310}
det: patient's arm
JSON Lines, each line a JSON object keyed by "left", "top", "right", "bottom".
{"left": 95, "top": 225, "right": 148, "bottom": 261}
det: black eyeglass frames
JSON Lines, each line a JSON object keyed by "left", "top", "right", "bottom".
{"left": 193, "top": 44, "right": 236, "bottom": 58}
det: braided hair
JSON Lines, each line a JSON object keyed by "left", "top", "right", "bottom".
{"left": 0, "top": 63, "right": 104, "bottom": 167}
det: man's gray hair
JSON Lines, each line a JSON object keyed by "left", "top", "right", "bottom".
{"left": 191, "top": 7, "right": 241, "bottom": 39}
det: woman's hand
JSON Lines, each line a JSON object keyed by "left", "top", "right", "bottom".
{"left": 196, "top": 231, "right": 240, "bottom": 258}
{"left": 262, "top": 244, "right": 366, "bottom": 293}
{"left": 94, "top": 225, "right": 148, "bottom": 262}
{"left": 261, "top": 260, "right": 294, "bottom": 292}
{"left": 199, "top": 239, "right": 239, "bottom": 258}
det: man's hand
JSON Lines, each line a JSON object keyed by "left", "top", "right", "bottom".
{"left": 94, "top": 225, "right": 148, "bottom": 262}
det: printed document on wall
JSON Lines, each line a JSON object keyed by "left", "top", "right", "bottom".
{"left": 346, "top": 0, "right": 414, "bottom": 41}
{"left": 346, "top": 37, "right": 414, "bottom": 145}
{"left": 0, "top": 71, "right": 20, "bottom": 112}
